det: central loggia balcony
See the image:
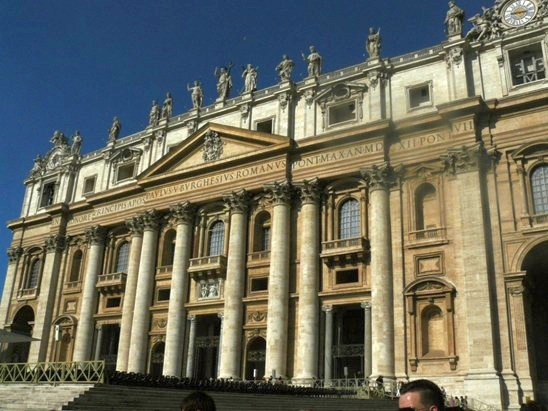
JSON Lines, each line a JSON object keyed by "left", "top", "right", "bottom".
{"left": 320, "top": 237, "right": 370, "bottom": 266}
{"left": 96, "top": 272, "right": 127, "bottom": 293}
{"left": 188, "top": 254, "right": 227, "bottom": 281}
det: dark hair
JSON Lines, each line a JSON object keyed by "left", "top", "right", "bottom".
{"left": 399, "top": 379, "right": 446, "bottom": 411}
{"left": 181, "top": 391, "right": 216, "bottom": 411}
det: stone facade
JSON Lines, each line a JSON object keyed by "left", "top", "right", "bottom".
{"left": 2, "top": 1, "right": 548, "bottom": 409}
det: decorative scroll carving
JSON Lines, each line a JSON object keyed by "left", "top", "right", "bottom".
{"left": 140, "top": 209, "right": 160, "bottom": 231}
{"left": 361, "top": 163, "right": 397, "bottom": 191}
{"left": 169, "top": 201, "right": 196, "bottom": 225}
{"left": 125, "top": 216, "right": 144, "bottom": 236}
{"left": 155, "top": 318, "right": 168, "bottom": 329}
{"left": 278, "top": 92, "right": 291, "bottom": 111}
{"left": 202, "top": 130, "right": 224, "bottom": 162}
{"left": 297, "top": 178, "right": 321, "bottom": 205}
{"left": 224, "top": 189, "right": 250, "bottom": 214}
{"left": 7, "top": 247, "right": 23, "bottom": 264}
{"left": 445, "top": 46, "right": 463, "bottom": 68}
{"left": 441, "top": 144, "right": 490, "bottom": 175}
{"left": 509, "top": 285, "right": 525, "bottom": 297}
{"left": 85, "top": 225, "right": 107, "bottom": 246}
{"left": 264, "top": 181, "right": 293, "bottom": 206}
{"left": 45, "top": 234, "right": 66, "bottom": 253}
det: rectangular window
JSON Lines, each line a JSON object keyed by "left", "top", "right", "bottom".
{"left": 336, "top": 269, "right": 359, "bottom": 284}
{"left": 106, "top": 297, "right": 121, "bottom": 308}
{"left": 408, "top": 83, "right": 432, "bottom": 109}
{"left": 510, "top": 44, "right": 545, "bottom": 86}
{"left": 251, "top": 277, "right": 268, "bottom": 292}
{"left": 328, "top": 101, "right": 356, "bottom": 126}
{"left": 256, "top": 119, "right": 274, "bottom": 133}
{"left": 83, "top": 176, "right": 96, "bottom": 195}
{"left": 157, "top": 289, "right": 170, "bottom": 302}
{"left": 39, "top": 182, "right": 56, "bottom": 208}
{"left": 116, "top": 163, "right": 135, "bottom": 182}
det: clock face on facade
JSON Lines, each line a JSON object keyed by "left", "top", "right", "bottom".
{"left": 503, "top": 0, "right": 538, "bottom": 27}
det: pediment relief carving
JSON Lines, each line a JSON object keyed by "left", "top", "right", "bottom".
{"left": 139, "top": 123, "right": 290, "bottom": 182}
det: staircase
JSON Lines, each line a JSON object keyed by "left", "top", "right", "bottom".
{"left": 0, "top": 383, "right": 94, "bottom": 411}
{"left": 62, "top": 384, "right": 398, "bottom": 411}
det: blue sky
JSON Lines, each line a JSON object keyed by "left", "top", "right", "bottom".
{"left": 0, "top": 0, "right": 491, "bottom": 293}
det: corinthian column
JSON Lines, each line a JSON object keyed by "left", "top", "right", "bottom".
{"left": 74, "top": 226, "right": 106, "bottom": 361}
{"left": 163, "top": 202, "right": 195, "bottom": 377}
{"left": 128, "top": 210, "right": 160, "bottom": 373}
{"left": 361, "top": 164, "right": 395, "bottom": 380}
{"left": 264, "top": 181, "right": 292, "bottom": 378}
{"left": 116, "top": 216, "right": 144, "bottom": 371}
{"left": 294, "top": 179, "right": 321, "bottom": 383}
{"left": 28, "top": 235, "right": 66, "bottom": 362}
{"left": 0, "top": 247, "right": 23, "bottom": 326}
{"left": 219, "top": 190, "right": 249, "bottom": 379}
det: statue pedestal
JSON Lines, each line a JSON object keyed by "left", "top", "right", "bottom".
{"left": 214, "top": 99, "right": 226, "bottom": 109}
{"left": 304, "top": 77, "right": 318, "bottom": 87}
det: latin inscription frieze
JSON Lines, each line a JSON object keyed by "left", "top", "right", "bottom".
{"left": 292, "top": 141, "right": 384, "bottom": 171}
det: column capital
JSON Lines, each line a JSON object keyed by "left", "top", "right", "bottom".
{"left": 140, "top": 209, "right": 160, "bottom": 231}
{"left": 187, "top": 314, "right": 196, "bottom": 322}
{"left": 322, "top": 304, "right": 334, "bottom": 313}
{"left": 125, "top": 216, "right": 144, "bottom": 236}
{"left": 361, "top": 301, "right": 372, "bottom": 310}
{"left": 217, "top": 312, "right": 224, "bottom": 320}
{"left": 85, "top": 225, "right": 107, "bottom": 246}
{"left": 264, "top": 181, "right": 293, "bottom": 206}
{"left": 361, "top": 163, "right": 397, "bottom": 191}
{"left": 224, "top": 189, "right": 250, "bottom": 214}
{"left": 44, "top": 234, "right": 66, "bottom": 253}
{"left": 296, "top": 178, "right": 321, "bottom": 205}
{"left": 441, "top": 142, "right": 499, "bottom": 175}
{"left": 169, "top": 201, "right": 196, "bottom": 225}
{"left": 7, "top": 247, "right": 23, "bottom": 263}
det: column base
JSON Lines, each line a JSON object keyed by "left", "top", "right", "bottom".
{"left": 291, "top": 376, "right": 317, "bottom": 387}
{"left": 464, "top": 371, "right": 503, "bottom": 410}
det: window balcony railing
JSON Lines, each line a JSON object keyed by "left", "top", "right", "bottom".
{"left": 156, "top": 265, "right": 173, "bottom": 277}
{"left": 320, "top": 237, "right": 370, "bottom": 266}
{"left": 63, "top": 281, "right": 82, "bottom": 293}
{"left": 532, "top": 212, "right": 548, "bottom": 226}
{"left": 96, "top": 272, "right": 127, "bottom": 293}
{"left": 408, "top": 227, "right": 447, "bottom": 243}
{"left": 188, "top": 255, "right": 227, "bottom": 280}
{"left": 247, "top": 250, "right": 271, "bottom": 267}
{"left": 16, "top": 287, "right": 38, "bottom": 300}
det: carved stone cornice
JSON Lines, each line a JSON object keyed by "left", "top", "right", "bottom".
{"left": 125, "top": 216, "right": 144, "bottom": 236}
{"left": 7, "top": 247, "right": 23, "bottom": 264}
{"left": 85, "top": 225, "right": 107, "bottom": 246}
{"left": 140, "top": 209, "right": 160, "bottom": 231}
{"left": 169, "top": 201, "right": 196, "bottom": 225}
{"left": 361, "top": 163, "right": 397, "bottom": 191}
{"left": 224, "top": 189, "right": 250, "bottom": 214}
{"left": 45, "top": 234, "right": 66, "bottom": 253}
{"left": 264, "top": 181, "right": 293, "bottom": 206}
{"left": 296, "top": 178, "right": 321, "bottom": 205}
{"left": 441, "top": 143, "right": 497, "bottom": 175}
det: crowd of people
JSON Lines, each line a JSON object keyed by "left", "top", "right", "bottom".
{"left": 108, "top": 371, "right": 355, "bottom": 397}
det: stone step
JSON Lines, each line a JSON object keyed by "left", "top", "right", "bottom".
{"left": 62, "top": 384, "right": 397, "bottom": 411}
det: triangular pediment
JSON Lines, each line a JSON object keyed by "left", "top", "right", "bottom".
{"left": 139, "top": 122, "right": 291, "bottom": 184}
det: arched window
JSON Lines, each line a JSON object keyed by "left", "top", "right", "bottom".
{"left": 254, "top": 212, "right": 271, "bottom": 252}
{"left": 531, "top": 165, "right": 548, "bottom": 214}
{"left": 161, "top": 230, "right": 176, "bottom": 266}
{"left": 69, "top": 250, "right": 83, "bottom": 282}
{"left": 27, "top": 259, "right": 40, "bottom": 289}
{"left": 415, "top": 183, "right": 438, "bottom": 230}
{"left": 208, "top": 221, "right": 225, "bottom": 256}
{"left": 339, "top": 198, "right": 360, "bottom": 239}
{"left": 115, "top": 242, "right": 130, "bottom": 273}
